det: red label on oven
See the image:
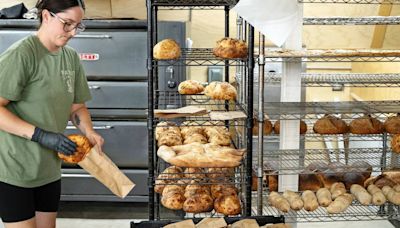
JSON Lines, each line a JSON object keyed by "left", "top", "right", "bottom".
{"left": 79, "top": 53, "right": 99, "bottom": 61}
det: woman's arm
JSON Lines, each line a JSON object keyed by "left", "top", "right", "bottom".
{"left": 70, "top": 103, "right": 104, "bottom": 152}
{"left": 0, "top": 96, "right": 35, "bottom": 139}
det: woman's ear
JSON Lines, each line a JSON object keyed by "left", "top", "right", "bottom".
{"left": 41, "top": 9, "right": 51, "bottom": 24}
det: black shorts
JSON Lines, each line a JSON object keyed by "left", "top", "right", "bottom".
{"left": 0, "top": 179, "right": 61, "bottom": 223}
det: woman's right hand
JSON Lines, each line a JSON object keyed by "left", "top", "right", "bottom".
{"left": 31, "top": 127, "right": 77, "bottom": 156}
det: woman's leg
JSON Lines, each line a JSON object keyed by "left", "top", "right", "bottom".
{"left": 35, "top": 212, "right": 57, "bottom": 228}
{"left": 4, "top": 218, "right": 36, "bottom": 228}
{"left": 34, "top": 180, "right": 61, "bottom": 228}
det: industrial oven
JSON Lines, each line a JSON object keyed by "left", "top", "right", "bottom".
{"left": 0, "top": 19, "right": 186, "bottom": 202}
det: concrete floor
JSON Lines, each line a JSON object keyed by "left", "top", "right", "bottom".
{"left": 0, "top": 202, "right": 397, "bottom": 228}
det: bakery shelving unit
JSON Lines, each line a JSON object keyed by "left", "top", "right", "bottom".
{"left": 146, "top": 0, "right": 258, "bottom": 222}
{"left": 253, "top": 0, "right": 400, "bottom": 225}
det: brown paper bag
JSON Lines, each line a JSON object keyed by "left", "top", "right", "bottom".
{"left": 78, "top": 148, "right": 135, "bottom": 198}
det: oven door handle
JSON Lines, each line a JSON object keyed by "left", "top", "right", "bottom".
{"left": 89, "top": 85, "right": 101, "bottom": 90}
{"left": 73, "top": 34, "right": 112, "bottom": 39}
{"left": 62, "top": 174, "right": 92, "bottom": 178}
{"left": 66, "top": 125, "right": 113, "bottom": 130}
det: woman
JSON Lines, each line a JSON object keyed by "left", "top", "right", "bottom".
{"left": 0, "top": 0, "right": 104, "bottom": 227}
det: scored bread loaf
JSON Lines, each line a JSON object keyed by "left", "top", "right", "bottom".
{"left": 301, "top": 190, "right": 319, "bottom": 212}
{"left": 183, "top": 193, "right": 214, "bottom": 213}
{"left": 283, "top": 190, "right": 304, "bottom": 211}
{"left": 214, "top": 194, "right": 242, "bottom": 215}
{"left": 350, "top": 184, "right": 372, "bottom": 205}
{"left": 153, "top": 39, "right": 181, "bottom": 60}
{"left": 382, "top": 186, "right": 400, "bottom": 205}
{"left": 384, "top": 114, "right": 400, "bottom": 134}
{"left": 213, "top": 37, "right": 248, "bottom": 59}
{"left": 316, "top": 188, "right": 332, "bottom": 207}
{"left": 155, "top": 166, "right": 183, "bottom": 194}
{"left": 313, "top": 115, "right": 349, "bottom": 134}
{"left": 268, "top": 192, "right": 291, "bottom": 213}
{"left": 178, "top": 80, "right": 204, "bottom": 95}
{"left": 273, "top": 120, "right": 308, "bottom": 134}
{"left": 204, "top": 81, "right": 237, "bottom": 100}
{"left": 330, "top": 182, "right": 347, "bottom": 200}
{"left": 327, "top": 193, "right": 353, "bottom": 214}
{"left": 349, "top": 115, "right": 384, "bottom": 134}
{"left": 58, "top": 134, "right": 92, "bottom": 163}
{"left": 367, "top": 184, "right": 387, "bottom": 206}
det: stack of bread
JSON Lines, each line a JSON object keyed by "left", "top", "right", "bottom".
{"left": 155, "top": 122, "right": 183, "bottom": 147}
{"left": 157, "top": 166, "right": 242, "bottom": 215}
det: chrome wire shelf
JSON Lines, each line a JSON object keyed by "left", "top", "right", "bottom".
{"left": 298, "top": 0, "right": 400, "bottom": 4}
{"left": 260, "top": 101, "right": 400, "bottom": 120}
{"left": 254, "top": 133, "right": 388, "bottom": 142}
{"left": 262, "top": 73, "right": 400, "bottom": 87}
{"left": 155, "top": 91, "right": 244, "bottom": 112}
{"left": 252, "top": 195, "right": 400, "bottom": 222}
{"left": 154, "top": 48, "right": 247, "bottom": 66}
{"left": 304, "top": 16, "right": 400, "bottom": 25}
{"left": 259, "top": 148, "right": 399, "bottom": 175}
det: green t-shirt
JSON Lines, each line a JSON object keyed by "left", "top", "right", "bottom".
{"left": 0, "top": 35, "right": 91, "bottom": 188}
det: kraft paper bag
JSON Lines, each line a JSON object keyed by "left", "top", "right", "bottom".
{"left": 78, "top": 148, "right": 135, "bottom": 198}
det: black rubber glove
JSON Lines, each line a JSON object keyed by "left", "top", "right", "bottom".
{"left": 31, "top": 127, "right": 77, "bottom": 156}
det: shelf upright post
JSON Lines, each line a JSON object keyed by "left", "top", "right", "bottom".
{"left": 224, "top": 5, "right": 230, "bottom": 131}
{"left": 246, "top": 24, "right": 255, "bottom": 217}
{"left": 146, "top": 0, "right": 155, "bottom": 221}
{"left": 257, "top": 33, "right": 266, "bottom": 216}
{"left": 279, "top": 3, "right": 303, "bottom": 226}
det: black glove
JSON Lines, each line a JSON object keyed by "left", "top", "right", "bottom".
{"left": 31, "top": 127, "right": 77, "bottom": 156}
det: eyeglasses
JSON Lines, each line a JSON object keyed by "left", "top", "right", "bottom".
{"left": 49, "top": 11, "right": 85, "bottom": 34}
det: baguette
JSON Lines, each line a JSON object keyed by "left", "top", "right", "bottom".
{"left": 330, "top": 182, "right": 347, "bottom": 200}
{"left": 316, "top": 188, "right": 332, "bottom": 207}
{"left": 283, "top": 190, "right": 304, "bottom": 211}
{"left": 350, "top": 184, "right": 372, "bottom": 205}
{"left": 301, "top": 190, "right": 319, "bottom": 212}
{"left": 268, "top": 192, "right": 291, "bottom": 213}
{"left": 327, "top": 193, "right": 353, "bottom": 214}
{"left": 382, "top": 186, "right": 400, "bottom": 205}
{"left": 367, "top": 184, "right": 386, "bottom": 206}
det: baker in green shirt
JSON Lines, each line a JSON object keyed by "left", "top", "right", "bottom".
{"left": 0, "top": 0, "right": 104, "bottom": 227}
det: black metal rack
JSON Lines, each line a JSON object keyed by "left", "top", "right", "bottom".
{"left": 146, "top": 0, "right": 255, "bottom": 222}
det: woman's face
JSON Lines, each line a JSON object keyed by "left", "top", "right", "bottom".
{"left": 45, "top": 6, "right": 84, "bottom": 48}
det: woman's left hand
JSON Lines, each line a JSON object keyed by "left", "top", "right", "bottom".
{"left": 86, "top": 130, "right": 104, "bottom": 155}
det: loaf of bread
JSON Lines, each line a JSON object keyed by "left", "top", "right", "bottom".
{"left": 350, "top": 184, "right": 372, "bottom": 205}
{"left": 394, "top": 184, "right": 400, "bottom": 192}
{"left": 301, "top": 190, "right": 319, "bottom": 212}
{"left": 384, "top": 114, "right": 400, "bottom": 134}
{"left": 343, "top": 171, "right": 368, "bottom": 190}
{"left": 153, "top": 39, "right": 181, "bottom": 60}
{"left": 252, "top": 118, "right": 273, "bottom": 135}
{"left": 273, "top": 120, "right": 307, "bottom": 134}
{"left": 178, "top": 80, "right": 204, "bottom": 95}
{"left": 204, "top": 126, "right": 231, "bottom": 146}
{"left": 58, "top": 134, "right": 92, "bottom": 163}
{"left": 383, "top": 169, "right": 400, "bottom": 184}
{"left": 299, "top": 171, "right": 324, "bottom": 192}
{"left": 313, "top": 115, "right": 349, "bottom": 134}
{"left": 161, "top": 185, "right": 186, "bottom": 210}
{"left": 382, "top": 186, "right": 400, "bottom": 205}
{"left": 349, "top": 115, "right": 384, "bottom": 134}
{"left": 157, "top": 143, "right": 245, "bottom": 168}
{"left": 327, "top": 193, "right": 353, "bottom": 214}
{"left": 183, "top": 193, "right": 214, "bottom": 213}
{"left": 155, "top": 121, "right": 180, "bottom": 140}
{"left": 213, "top": 37, "right": 248, "bottom": 59}
{"left": 391, "top": 134, "right": 400, "bottom": 154}
{"left": 316, "top": 188, "right": 332, "bottom": 207}
{"left": 351, "top": 161, "right": 372, "bottom": 178}
{"left": 155, "top": 166, "right": 183, "bottom": 194}
{"left": 268, "top": 192, "right": 290, "bottom": 213}
{"left": 330, "top": 182, "right": 347, "bottom": 200}
{"left": 283, "top": 190, "right": 304, "bottom": 211}
{"left": 214, "top": 194, "right": 242, "bottom": 215}
{"left": 211, "top": 184, "right": 238, "bottom": 199}
{"left": 367, "top": 184, "right": 386, "bottom": 206}
{"left": 204, "top": 81, "right": 237, "bottom": 100}
{"left": 184, "top": 184, "right": 210, "bottom": 198}
{"left": 364, "top": 174, "right": 397, "bottom": 188}
{"left": 264, "top": 161, "right": 279, "bottom": 192}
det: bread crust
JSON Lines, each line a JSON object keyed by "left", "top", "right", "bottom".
{"left": 349, "top": 115, "right": 383, "bottom": 134}
{"left": 313, "top": 115, "right": 348, "bottom": 134}
{"left": 58, "top": 134, "right": 92, "bottom": 163}
{"left": 153, "top": 39, "right": 181, "bottom": 60}
{"left": 213, "top": 38, "right": 248, "bottom": 59}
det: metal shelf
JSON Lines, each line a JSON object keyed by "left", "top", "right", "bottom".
{"left": 304, "top": 16, "right": 400, "bottom": 25}
{"left": 154, "top": 48, "right": 247, "bottom": 66}
{"left": 253, "top": 195, "right": 400, "bottom": 223}
{"left": 262, "top": 73, "right": 400, "bottom": 87}
{"left": 255, "top": 133, "right": 388, "bottom": 142}
{"left": 153, "top": 0, "right": 238, "bottom": 8}
{"left": 260, "top": 101, "right": 400, "bottom": 120}
{"left": 258, "top": 148, "right": 399, "bottom": 175}
{"left": 261, "top": 49, "right": 400, "bottom": 62}
{"left": 298, "top": 0, "right": 400, "bottom": 4}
